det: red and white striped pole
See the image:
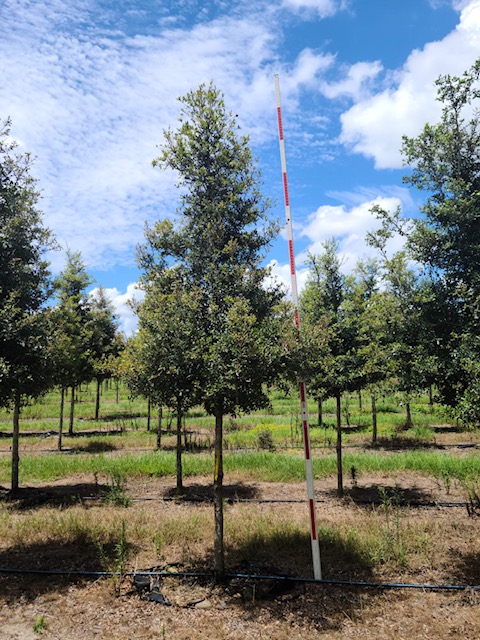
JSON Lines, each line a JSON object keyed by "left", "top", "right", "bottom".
{"left": 274, "top": 74, "right": 322, "bottom": 580}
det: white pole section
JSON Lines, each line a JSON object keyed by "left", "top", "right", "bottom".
{"left": 274, "top": 74, "right": 322, "bottom": 580}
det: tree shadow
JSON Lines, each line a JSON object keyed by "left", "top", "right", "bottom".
{"left": 71, "top": 440, "right": 117, "bottom": 453}
{"left": 158, "top": 528, "right": 378, "bottom": 630}
{"left": 163, "top": 482, "right": 260, "bottom": 502}
{"left": 450, "top": 550, "right": 480, "bottom": 585}
{"left": 0, "top": 535, "right": 132, "bottom": 598}
{"left": 372, "top": 436, "right": 442, "bottom": 450}
{"left": 0, "top": 482, "right": 109, "bottom": 509}
{"left": 340, "top": 483, "right": 436, "bottom": 506}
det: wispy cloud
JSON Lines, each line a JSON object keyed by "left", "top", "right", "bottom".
{"left": 0, "top": 0, "right": 334, "bottom": 274}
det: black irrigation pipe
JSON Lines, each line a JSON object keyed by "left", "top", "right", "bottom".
{"left": 0, "top": 566, "right": 477, "bottom": 592}
{"left": 78, "top": 495, "right": 471, "bottom": 508}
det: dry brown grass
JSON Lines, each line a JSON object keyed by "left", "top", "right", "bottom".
{"left": 0, "top": 473, "right": 478, "bottom": 638}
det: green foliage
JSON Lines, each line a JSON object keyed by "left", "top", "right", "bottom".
{"left": 143, "top": 82, "right": 286, "bottom": 420}
{"left": 50, "top": 250, "right": 94, "bottom": 389}
{"left": 0, "top": 118, "right": 55, "bottom": 409}
{"left": 33, "top": 615, "right": 48, "bottom": 634}
{"left": 104, "top": 472, "right": 131, "bottom": 507}
{"left": 96, "top": 519, "right": 129, "bottom": 594}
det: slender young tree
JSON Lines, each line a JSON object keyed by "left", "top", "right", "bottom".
{"left": 0, "top": 118, "right": 55, "bottom": 492}
{"left": 143, "top": 83, "right": 285, "bottom": 578}
{"left": 89, "top": 285, "right": 121, "bottom": 421}
{"left": 51, "top": 250, "right": 93, "bottom": 437}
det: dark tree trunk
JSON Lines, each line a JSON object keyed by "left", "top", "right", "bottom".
{"left": 317, "top": 399, "right": 322, "bottom": 427}
{"left": 68, "top": 386, "right": 75, "bottom": 436}
{"left": 357, "top": 389, "right": 362, "bottom": 412}
{"left": 58, "top": 386, "right": 65, "bottom": 451}
{"left": 115, "top": 379, "right": 119, "bottom": 404}
{"left": 95, "top": 378, "right": 101, "bottom": 421}
{"left": 176, "top": 408, "right": 183, "bottom": 494}
{"left": 156, "top": 406, "right": 162, "bottom": 449}
{"left": 336, "top": 393, "right": 343, "bottom": 498}
{"left": 146, "top": 397, "right": 151, "bottom": 432}
{"left": 429, "top": 385, "right": 434, "bottom": 414}
{"left": 213, "top": 409, "right": 224, "bottom": 581}
{"left": 371, "top": 393, "right": 377, "bottom": 447}
{"left": 11, "top": 391, "right": 21, "bottom": 494}
{"left": 405, "top": 401, "right": 413, "bottom": 430}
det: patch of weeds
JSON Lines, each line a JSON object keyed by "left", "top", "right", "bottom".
{"left": 372, "top": 486, "right": 408, "bottom": 567}
{"left": 33, "top": 615, "right": 48, "bottom": 634}
{"left": 409, "top": 425, "right": 434, "bottom": 441}
{"left": 350, "top": 465, "right": 358, "bottom": 489}
{"left": 104, "top": 472, "right": 130, "bottom": 507}
{"left": 257, "top": 429, "right": 275, "bottom": 451}
{"left": 461, "top": 477, "right": 480, "bottom": 517}
{"left": 97, "top": 519, "right": 129, "bottom": 594}
{"left": 435, "top": 469, "right": 453, "bottom": 495}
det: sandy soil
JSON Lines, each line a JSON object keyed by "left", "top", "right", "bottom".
{"left": 0, "top": 472, "right": 478, "bottom": 639}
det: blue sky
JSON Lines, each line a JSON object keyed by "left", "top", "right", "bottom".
{"left": 1, "top": 0, "right": 478, "bottom": 333}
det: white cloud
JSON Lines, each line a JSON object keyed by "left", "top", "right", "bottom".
{"left": 298, "top": 196, "right": 406, "bottom": 269}
{"left": 281, "top": 0, "right": 347, "bottom": 18}
{"left": 339, "top": 0, "right": 480, "bottom": 168}
{"left": 89, "top": 282, "right": 144, "bottom": 336}
{"left": 0, "top": 1, "right": 334, "bottom": 273}
{"left": 321, "top": 61, "right": 383, "bottom": 101}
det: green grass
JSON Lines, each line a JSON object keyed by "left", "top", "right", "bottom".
{"left": 0, "top": 449, "right": 477, "bottom": 485}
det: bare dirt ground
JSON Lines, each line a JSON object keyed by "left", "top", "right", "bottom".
{"left": 0, "top": 472, "right": 478, "bottom": 639}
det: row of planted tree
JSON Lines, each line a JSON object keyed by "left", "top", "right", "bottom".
{"left": 2, "top": 62, "right": 480, "bottom": 578}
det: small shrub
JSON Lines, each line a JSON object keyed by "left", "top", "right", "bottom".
{"left": 33, "top": 615, "right": 48, "bottom": 634}
{"left": 257, "top": 429, "right": 275, "bottom": 451}
{"left": 104, "top": 472, "right": 130, "bottom": 507}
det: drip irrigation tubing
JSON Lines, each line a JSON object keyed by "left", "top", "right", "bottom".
{"left": 77, "top": 495, "right": 472, "bottom": 508}
{"left": 0, "top": 566, "right": 477, "bottom": 592}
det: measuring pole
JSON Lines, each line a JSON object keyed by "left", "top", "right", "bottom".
{"left": 274, "top": 74, "right": 322, "bottom": 580}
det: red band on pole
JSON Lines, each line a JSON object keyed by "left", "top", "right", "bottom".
{"left": 309, "top": 500, "right": 317, "bottom": 540}
{"left": 277, "top": 107, "right": 284, "bottom": 140}
{"left": 303, "top": 422, "right": 310, "bottom": 459}
{"left": 283, "top": 173, "right": 289, "bottom": 206}
{"left": 288, "top": 240, "right": 295, "bottom": 275}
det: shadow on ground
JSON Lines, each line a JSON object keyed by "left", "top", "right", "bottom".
{"left": 0, "top": 483, "right": 109, "bottom": 509}
{"left": 342, "top": 483, "right": 435, "bottom": 506}
{"left": 0, "top": 534, "right": 134, "bottom": 598}
{"left": 163, "top": 482, "right": 260, "bottom": 502}
{"left": 450, "top": 550, "right": 480, "bottom": 586}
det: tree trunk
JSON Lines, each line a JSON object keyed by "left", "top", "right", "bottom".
{"left": 146, "top": 397, "right": 151, "bottom": 432}
{"left": 68, "top": 386, "right": 75, "bottom": 436}
{"left": 336, "top": 393, "right": 343, "bottom": 498}
{"left": 183, "top": 415, "right": 188, "bottom": 449}
{"left": 429, "top": 385, "right": 434, "bottom": 414}
{"left": 95, "top": 378, "right": 101, "bottom": 421}
{"left": 405, "top": 401, "right": 413, "bottom": 430}
{"left": 156, "top": 406, "right": 162, "bottom": 449}
{"left": 371, "top": 393, "right": 377, "bottom": 447}
{"left": 357, "top": 389, "right": 362, "bottom": 412}
{"left": 176, "top": 408, "right": 183, "bottom": 494}
{"left": 58, "top": 386, "right": 65, "bottom": 451}
{"left": 11, "top": 391, "right": 21, "bottom": 494}
{"left": 213, "top": 409, "right": 224, "bottom": 581}
{"left": 317, "top": 399, "right": 322, "bottom": 427}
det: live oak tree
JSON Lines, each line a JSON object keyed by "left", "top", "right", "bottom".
{"left": 89, "top": 285, "right": 121, "bottom": 420}
{"left": 145, "top": 83, "right": 285, "bottom": 578}
{"left": 300, "top": 240, "right": 364, "bottom": 497}
{"left": 127, "top": 280, "right": 205, "bottom": 493}
{"left": 51, "top": 250, "right": 93, "bottom": 440}
{"left": 0, "top": 118, "right": 55, "bottom": 492}
{"left": 371, "top": 60, "right": 480, "bottom": 423}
